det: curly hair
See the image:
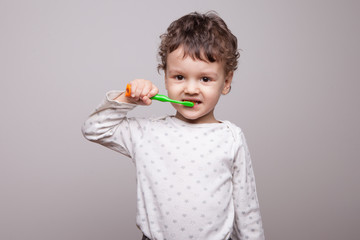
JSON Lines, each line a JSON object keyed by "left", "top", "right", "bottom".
{"left": 158, "top": 11, "right": 240, "bottom": 75}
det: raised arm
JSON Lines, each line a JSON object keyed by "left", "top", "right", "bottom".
{"left": 82, "top": 80, "right": 159, "bottom": 157}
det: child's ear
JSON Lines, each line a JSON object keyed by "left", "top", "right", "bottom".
{"left": 222, "top": 71, "right": 233, "bottom": 95}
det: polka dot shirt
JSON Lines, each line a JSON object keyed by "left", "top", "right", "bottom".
{"left": 82, "top": 91, "right": 265, "bottom": 240}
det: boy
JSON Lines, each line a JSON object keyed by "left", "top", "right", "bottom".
{"left": 82, "top": 12, "right": 264, "bottom": 240}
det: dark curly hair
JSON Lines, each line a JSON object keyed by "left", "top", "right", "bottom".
{"left": 158, "top": 11, "right": 240, "bottom": 75}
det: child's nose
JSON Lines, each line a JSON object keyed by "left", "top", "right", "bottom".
{"left": 184, "top": 80, "right": 200, "bottom": 94}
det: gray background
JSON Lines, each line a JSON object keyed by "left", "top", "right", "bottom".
{"left": 1, "top": 0, "right": 359, "bottom": 240}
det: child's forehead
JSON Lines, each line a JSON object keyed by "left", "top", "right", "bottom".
{"left": 166, "top": 47, "right": 226, "bottom": 75}
{"left": 170, "top": 46, "right": 220, "bottom": 64}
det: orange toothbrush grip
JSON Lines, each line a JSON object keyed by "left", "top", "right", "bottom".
{"left": 125, "top": 84, "right": 131, "bottom": 97}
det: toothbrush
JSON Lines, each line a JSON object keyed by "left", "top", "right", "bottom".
{"left": 125, "top": 84, "right": 194, "bottom": 107}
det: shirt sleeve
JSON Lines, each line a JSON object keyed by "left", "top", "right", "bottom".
{"left": 81, "top": 90, "right": 142, "bottom": 159}
{"left": 231, "top": 129, "right": 265, "bottom": 240}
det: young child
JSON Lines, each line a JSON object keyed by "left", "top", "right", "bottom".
{"left": 82, "top": 12, "right": 264, "bottom": 240}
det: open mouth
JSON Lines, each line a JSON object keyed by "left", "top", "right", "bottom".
{"left": 183, "top": 99, "right": 202, "bottom": 105}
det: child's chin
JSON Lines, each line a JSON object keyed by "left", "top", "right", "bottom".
{"left": 176, "top": 111, "right": 197, "bottom": 121}
{"left": 178, "top": 110, "right": 198, "bottom": 118}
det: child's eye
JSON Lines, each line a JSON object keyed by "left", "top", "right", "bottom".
{"left": 175, "top": 75, "right": 184, "bottom": 80}
{"left": 201, "top": 77, "right": 211, "bottom": 82}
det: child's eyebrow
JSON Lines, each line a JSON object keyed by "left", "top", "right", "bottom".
{"left": 199, "top": 71, "right": 219, "bottom": 78}
{"left": 167, "top": 69, "right": 183, "bottom": 75}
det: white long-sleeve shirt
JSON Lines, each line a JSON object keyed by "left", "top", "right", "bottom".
{"left": 82, "top": 91, "right": 265, "bottom": 240}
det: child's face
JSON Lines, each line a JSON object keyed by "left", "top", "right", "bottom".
{"left": 165, "top": 47, "right": 233, "bottom": 124}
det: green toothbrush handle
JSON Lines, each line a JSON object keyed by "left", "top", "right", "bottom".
{"left": 151, "top": 94, "right": 194, "bottom": 107}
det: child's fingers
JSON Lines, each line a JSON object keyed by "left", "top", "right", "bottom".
{"left": 140, "top": 82, "right": 158, "bottom": 105}
{"left": 141, "top": 96, "right": 152, "bottom": 105}
{"left": 125, "top": 82, "right": 139, "bottom": 102}
{"left": 130, "top": 80, "right": 145, "bottom": 101}
{"left": 140, "top": 81, "right": 153, "bottom": 99}
{"left": 128, "top": 81, "right": 137, "bottom": 98}
{"left": 133, "top": 83, "right": 144, "bottom": 100}
{"left": 148, "top": 84, "right": 159, "bottom": 98}
{"left": 126, "top": 79, "right": 156, "bottom": 105}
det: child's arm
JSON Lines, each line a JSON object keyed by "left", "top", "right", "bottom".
{"left": 232, "top": 130, "right": 265, "bottom": 240}
{"left": 82, "top": 79, "right": 158, "bottom": 158}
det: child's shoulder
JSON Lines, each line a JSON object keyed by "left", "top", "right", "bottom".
{"left": 222, "top": 120, "right": 247, "bottom": 143}
{"left": 222, "top": 120, "right": 243, "bottom": 133}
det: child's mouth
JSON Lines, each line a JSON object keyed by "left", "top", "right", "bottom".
{"left": 183, "top": 99, "right": 202, "bottom": 106}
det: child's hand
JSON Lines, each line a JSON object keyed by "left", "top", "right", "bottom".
{"left": 119, "top": 79, "right": 159, "bottom": 105}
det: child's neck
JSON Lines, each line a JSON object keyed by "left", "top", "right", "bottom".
{"left": 175, "top": 111, "right": 220, "bottom": 124}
